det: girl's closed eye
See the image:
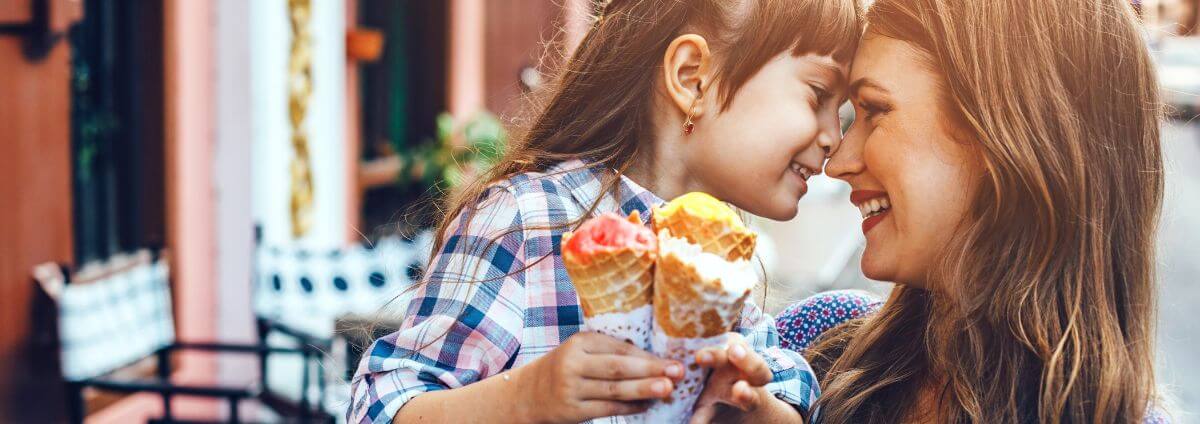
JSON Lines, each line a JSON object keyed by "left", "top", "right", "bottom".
{"left": 809, "top": 83, "right": 833, "bottom": 107}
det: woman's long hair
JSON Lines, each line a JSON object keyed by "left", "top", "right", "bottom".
{"left": 808, "top": 0, "right": 1163, "bottom": 422}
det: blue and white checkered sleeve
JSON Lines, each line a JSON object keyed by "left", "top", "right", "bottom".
{"left": 347, "top": 186, "right": 529, "bottom": 423}
{"left": 737, "top": 300, "right": 821, "bottom": 414}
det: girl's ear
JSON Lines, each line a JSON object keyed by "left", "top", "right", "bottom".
{"left": 662, "top": 34, "right": 713, "bottom": 120}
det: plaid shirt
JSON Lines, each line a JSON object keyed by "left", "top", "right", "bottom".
{"left": 348, "top": 160, "right": 819, "bottom": 423}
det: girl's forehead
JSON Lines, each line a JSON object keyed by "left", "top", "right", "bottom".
{"left": 795, "top": 54, "right": 850, "bottom": 82}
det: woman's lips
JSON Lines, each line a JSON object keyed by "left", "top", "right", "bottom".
{"left": 861, "top": 211, "right": 889, "bottom": 234}
{"left": 850, "top": 190, "right": 891, "bottom": 235}
{"left": 850, "top": 190, "right": 887, "bottom": 205}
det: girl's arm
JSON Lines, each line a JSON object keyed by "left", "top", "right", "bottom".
{"left": 348, "top": 186, "right": 683, "bottom": 423}
{"left": 348, "top": 186, "right": 530, "bottom": 423}
{"left": 395, "top": 331, "right": 682, "bottom": 423}
{"left": 391, "top": 367, "right": 530, "bottom": 423}
{"left": 736, "top": 300, "right": 821, "bottom": 412}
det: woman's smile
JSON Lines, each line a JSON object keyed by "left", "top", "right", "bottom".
{"left": 851, "top": 189, "right": 891, "bottom": 234}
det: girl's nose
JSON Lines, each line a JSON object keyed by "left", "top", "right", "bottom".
{"left": 817, "top": 105, "right": 844, "bottom": 159}
{"left": 825, "top": 123, "right": 865, "bottom": 181}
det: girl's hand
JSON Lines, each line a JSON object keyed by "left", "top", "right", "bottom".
{"left": 688, "top": 333, "right": 780, "bottom": 424}
{"left": 513, "top": 331, "right": 684, "bottom": 424}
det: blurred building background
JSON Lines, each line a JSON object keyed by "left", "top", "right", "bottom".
{"left": 0, "top": 0, "right": 1196, "bottom": 422}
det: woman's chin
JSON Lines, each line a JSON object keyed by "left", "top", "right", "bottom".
{"left": 859, "top": 250, "right": 895, "bottom": 282}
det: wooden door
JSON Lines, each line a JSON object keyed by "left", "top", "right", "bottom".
{"left": 0, "top": 0, "right": 81, "bottom": 421}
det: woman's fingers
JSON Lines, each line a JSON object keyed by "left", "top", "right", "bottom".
{"left": 581, "top": 376, "right": 674, "bottom": 401}
{"left": 580, "top": 354, "right": 684, "bottom": 380}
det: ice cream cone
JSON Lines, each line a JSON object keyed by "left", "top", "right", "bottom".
{"left": 653, "top": 192, "right": 756, "bottom": 261}
{"left": 562, "top": 235, "right": 655, "bottom": 317}
{"left": 644, "top": 230, "right": 757, "bottom": 423}
{"left": 562, "top": 211, "right": 657, "bottom": 350}
{"left": 652, "top": 249, "right": 750, "bottom": 338}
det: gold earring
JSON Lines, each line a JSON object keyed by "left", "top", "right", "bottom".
{"left": 683, "top": 82, "right": 704, "bottom": 135}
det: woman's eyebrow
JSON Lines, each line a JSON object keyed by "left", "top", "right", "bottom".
{"left": 848, "top": 77, "right": 891, "bottom": 98}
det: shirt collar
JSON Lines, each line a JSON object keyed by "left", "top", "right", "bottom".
{"left": 551, "top": 159, "right": 663, "bottom": 225}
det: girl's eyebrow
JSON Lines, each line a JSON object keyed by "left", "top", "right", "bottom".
{"left": 810, "top": 59, "right": 847, "bottom": 89}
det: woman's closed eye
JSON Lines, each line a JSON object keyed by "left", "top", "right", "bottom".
{"left": 856, "top": 99, "right": 891, "bottom": 122}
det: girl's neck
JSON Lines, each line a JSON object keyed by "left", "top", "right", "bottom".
{"left": 622, "top": 125, "right": 701, "bottom": 202}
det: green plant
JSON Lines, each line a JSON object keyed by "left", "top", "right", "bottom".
{"left": 401, "top": 111, "right": 506, "bottom": 192}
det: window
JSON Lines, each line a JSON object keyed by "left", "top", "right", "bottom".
{"left": 357, "top": 0, "right": 448, "bottom": 235}
{"left": 69, "top": 0, "right": 165, "bottom": 265}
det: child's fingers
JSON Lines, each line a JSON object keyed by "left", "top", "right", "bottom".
{"left": 728, "top": 380, "right": 765, "bottom": 412}
{"left": 581, "top": 376, "right": 674, "bottom": 401}
{"left": 581, "top": 354, "right": 684, "bottom": 380}
{"left": 695, "top": 332, "right": 747, "bottom": 368}
{"left": 727, "top": 342, "right": 773, "bottom": 386}
{"left": 688, "top": 402, "right": 719, "bottom": 424}
{"left": 580, "top": 400, "right": 652, "bottom": 418}
{"left": 574, "top": 332, "right": 656, "bottom": 358}
{"left": 695, "top": 345, "right": 729, "bottom": 368}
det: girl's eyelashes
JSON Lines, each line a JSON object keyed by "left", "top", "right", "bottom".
{"left": 809, "top": 84, "right": 832, "bottom": 106}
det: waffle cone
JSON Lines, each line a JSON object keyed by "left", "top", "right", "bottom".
{"left": 563, "top": 235, "right": 655, "bottom": 317}
{"left": 652, "top": 251, "right": 751, "bottom": 338}
{"left": 654, "top": 206, "right": 756, "bottom": 261}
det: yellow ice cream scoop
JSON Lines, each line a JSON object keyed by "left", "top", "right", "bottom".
{"left": 655, "top": 192, "right": 745, "bottom": 230}
{"left": 653, "top": 192, "right": 756, "bottom": 261}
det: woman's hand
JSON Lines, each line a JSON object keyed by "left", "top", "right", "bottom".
{"left": 513, "top": 331, "right": 684, "bottom": 423}
{"left": 689, "top": 333, "right": 802, "bottom": 424}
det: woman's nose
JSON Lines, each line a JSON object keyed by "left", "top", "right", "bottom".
{"left": 825, "top": 121, "right": 865, "bottom": 181}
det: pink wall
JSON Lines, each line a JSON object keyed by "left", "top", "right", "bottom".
{"left": 90, "top": 0, "right": 220, "bottom": 420}
{"left": 448, "top": 0, "right": 485, "bottom": 125}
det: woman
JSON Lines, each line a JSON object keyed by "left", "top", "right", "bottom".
{"left": 777, "top": 0, "right": 1168, "bottom": 422}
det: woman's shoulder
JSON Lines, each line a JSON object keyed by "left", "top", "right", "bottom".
{"left": 776, "top": 290, "right": 884, "bottom": 351}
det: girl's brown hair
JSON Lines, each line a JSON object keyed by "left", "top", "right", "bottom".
{"left": 808, "top": 0, "right": 1164, "bottom": 422}
{"left": 426, "top": 0, "right": 861, "bottom": 268}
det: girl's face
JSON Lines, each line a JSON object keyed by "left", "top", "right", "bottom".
{"left": 687, "top": 53, "right": 848, "bottom": 221}
{"left": 825, "top": 34, "right": 983, "bottom": 288}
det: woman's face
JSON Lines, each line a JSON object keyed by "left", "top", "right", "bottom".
{"left": 689, "top": 53, "right": 847, "bottom": 221}
{"left": 825, "top": 33, "right": 983, "bottom": 288}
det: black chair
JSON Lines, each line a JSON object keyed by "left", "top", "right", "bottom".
{"left": 33, "top": 249, "right": 333, "bottom": 423}
{"left": 251, "top": 226, "right": 431, "bottom": 414}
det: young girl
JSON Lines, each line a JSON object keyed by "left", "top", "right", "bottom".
{"left": 348, "top": 0, "right": 860, "bottom": 422}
